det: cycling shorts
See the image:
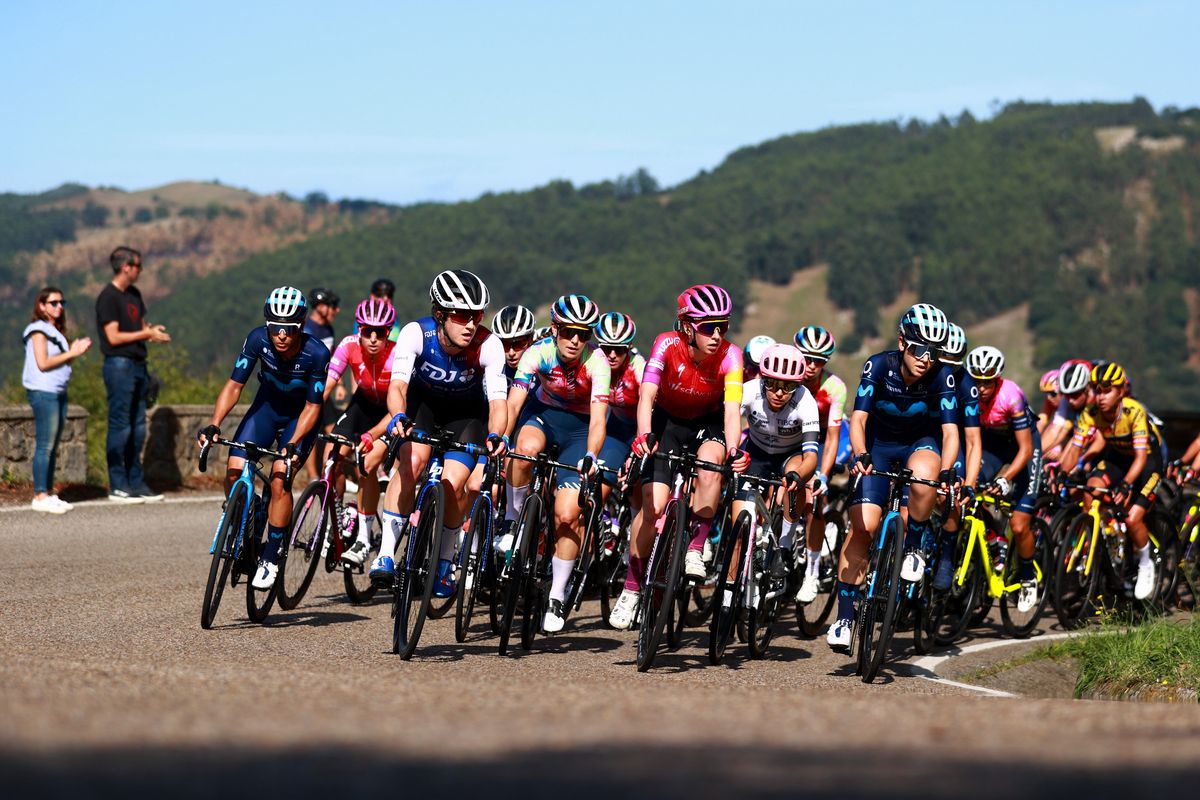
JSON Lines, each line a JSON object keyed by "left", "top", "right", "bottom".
{"left": 851, "top": 436, "right": 941, "bottom": 507}
{"left": 231, "top": 392, "right": 316, "bottom": 468}
{"left": 599, "top": 416, "right": 637, "bottom": 489}
{"left": 1089, "top": 453, "right": 1162, "bottom": 510}
{"left": 406, "top": 383, "right": 486, "bottom": 470}
{"left": 978, "top": 446, "right": 1043, "bottom": 515}
{"left": 517, "top": 395, "right": 591, "bottom": 490}
{"left": 735, "top": 439, "right": 805, "bottom": 501}
{"left": 331, "top": 390, "right": 388, "bottom": 440}
{"left": 648, "top": 406, "right": 725, "bottom": 486}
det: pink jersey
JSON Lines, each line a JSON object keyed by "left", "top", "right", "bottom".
{"left": 643, "top": 332, "right": 743, "bottom": 420}
{"left": 979, "top": 378, "right": 1031, "bottom": 434}
{"left": 608, "top": 353, "right": 646, "bottom": 424}
{"left": 327, "top": 334, "right": 397, "bottom": 405}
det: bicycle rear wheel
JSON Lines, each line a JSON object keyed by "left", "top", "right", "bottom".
{"left": 245, "top": 497, "right": 279, "bottom": 623}
{"left": 498, "top": 492, "right": 542, "bottom": 656}
{"left": 747, "top": 513, "right": 783, "bottom": 660}
{"left": 278, "top": 480, "right": 329, "bottom": 610}
{"left": 1000, "top": 517, "right": 1052, "bottom": 637}
{"left": 597, "top": 499, "right": 629, "bottom": 626}
{"left": 343, "top": 503, "right": 379, "bottom": 604}
{"left": 708, "top": 510, "right": 749, "bottom": 665}
{"left": 637, "top": 501, "right": 685, "bottom": 672}
{"left": 201, "top": 489, "right": 243, "bottom": 629}
{"left": 393, "top": 485, "right": 445, "bottom": 659}
{"left": 797, "top": 511, "right": 845, "bottom": 637}
{"left": 455, "top": 496, "right": 492, "bottom": 642}
{"left": 1053, "top": 513, "right": 1102, "bottom": 629}
{"left": 520, "top": 516, "right": 549, "bottom": 651}
{"left": 860, "top": 514, "right": 905, "bottom": 683}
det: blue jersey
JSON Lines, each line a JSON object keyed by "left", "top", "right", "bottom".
{"left": 230, "top": 327, "right": 330, "bottom": 408}
{"left": 853, "top": 350, "right": 959, "bottom": 444}
{"left": 393, "top": 317, "right": 508, "bottom": 405}
{"left": 957, "top": 370, "right": 981, "bottom": 430}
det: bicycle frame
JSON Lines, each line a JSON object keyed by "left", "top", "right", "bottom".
{"left": 207, "top": 448, "right": 273, "bottom": 559}
{"left": 956, "top": 494, "right": 1042, "bottom": 598}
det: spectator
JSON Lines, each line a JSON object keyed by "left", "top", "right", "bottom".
{"left": 96, "top": 246, "right": 170, "bottom": 503}
{"left": 22, "top": 287, "right": 92, "bottom": 513}
{"left": 304, "top": 288, "right": 340, "bottom": 352}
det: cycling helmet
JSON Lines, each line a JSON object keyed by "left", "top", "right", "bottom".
{"left": 898, "top": 303, "right": 949, "bottom": 346}
{"left": 430, "top": 269, "right": 490, "bottom": 311}
{"left": 1039, "top": 369, "right": 1059, "bottom": 393}
{"left": 677, "top": 284, "right": 732, "bottom": 320}
{"left": 264, "top": 286, "right": 306, "bottom": 323}
{"left": 309, "top": 287, "right": 339, "bottom": 308}
{"left": 1091, "top": 361, "right": 1127, "bottom": 387}
{"left": 550, "top": 294, "right": 601, "bottom": 326}
{"left": 965, "top": 345, "right": 1005, "bottom": 380}
{"left": 941, "top": 324, "right": 967, "bottom": 366}
{"left": 595, "top": 312, "right": 637, "bottom": 346}
{"left": 758, "top": 343, "right": 807, "bottom": 382}
{"left": 1058, "top": 362, "right": 1092, "bottom": 395}
{"left": 356, "top": 297, "right": 395, "bottom": 328}
{"left": 492, "top": 304, "right": 537, "bottom": 339}
{"left": 370, "top": 277, "right": 395, "bottom": 298}
{"left": 534, "top": 326, "right": 552, "bottom": 342}
{"left": 793, "top": 326, "right": 836, "bottom": 360}
{"left": 743, "top": 335, "right": 776, "bottom": 367}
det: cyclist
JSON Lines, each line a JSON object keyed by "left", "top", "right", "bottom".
{"left": 491, "top": 304, "right": 538, "bottom": 381}
{"left": 595, "top": 312, "right": 644, "bottom": 494}
{"left": 1041, "top": 360, "right": 1092, "bottom": 461}
{"left": 1057, "top": 362, "right": 1163, "bottom": 600}
{"left": 371, "top": 269, "right": 509, "bottom": 595}
{"left": 196, "top": 287, "right": 331, "bottom": 590}
{"left": 834, "top": 303, "right": 959, "bottom": 650}
{"left": 957, "top": 346, "right": 1043, "bottom": 611}
{"left": 738, "top": 343, "right": 819, "bottom": 573}
{"left": 349, "top": 278, "right": 402, "bottom": 343}
{"left": 609, "top": 284, "right": 748, "bottom": 630}
{"left": 1035, "top": 369, "right": 1059, "bottom": 433}
{"left": 743, "top": 335, "right": 775, "bottom": 382}
{"left": 503, "top": 295, "right": 610, "bottom": 633}
{"left": 792, "top": 325, "right": 847, "bottom": 603}
{"left": 325, "top": 297, "right": 399, "bottom": 567}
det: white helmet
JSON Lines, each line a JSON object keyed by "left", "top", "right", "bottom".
{"left": 941, "top": 324, "right": 968, "bottom": 366}
{"left": 491, "top": 305, "right": 536, "bottom": 339}
{"left": 1058, "top": 361, "right": 1092, "bottom": 395}
{"left": 430, "top": 269, "right": 490, "bottom": 311}
{"left": 264, "top": 286, "right": 306, "bottom": 324}
{"left": 743, "top": 335, "right": 776, "bottom": 367}
{"left": 965, "top": 345, "right": 1005, "bottom": 380}
{"left": 595, "top": 312, "right": 637, "bottom": 346}
{"left": 899, "top": 303, "right": 950, "bottom": 346}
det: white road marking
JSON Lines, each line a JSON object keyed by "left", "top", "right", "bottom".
{"left": 902, "top": 631, "right": 1088, "bottom": 698}
{"left": 0, "top": 494, "right": 224, "bottom": 514}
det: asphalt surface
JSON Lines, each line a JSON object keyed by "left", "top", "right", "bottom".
{"left": 3, "top": 497, "right": 1199, "bottom": 798}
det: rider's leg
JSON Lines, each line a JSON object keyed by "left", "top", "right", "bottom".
{"left": 437, "top": 458, "right": 472, "bottom": 563}
{"left": 262, "top": 456, "right": 296, "bottom": 564}
{"left": 687, "top": 438, "right": 727, "bottom": 552}
{"left": 627, "top": 480, "right": 670, "bottom": 591}
{"left": 506, "top": 424, "right": 545, "bottom": 524}
{"left": 838, "top": 501, "right": 883, "bottom": 621}
{"left": 903, "top": 447, "right": 943, "bottom": 553}
{"left": 378, "top": 442, "right": 429, "bottom": 557}
{"left": 550, "top": 486, "right": 584, "bottom": 602}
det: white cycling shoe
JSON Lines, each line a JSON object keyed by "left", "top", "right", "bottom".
{"left": 900, "top": 550, "right": 926, "bottom": 582}
{"left": 609, "top": 588, "right": 640, "bottom": 630}
{"left": 826, "top": 618, "right": 853, "bottom": 650}
{"left": 1134, "top": 558, "right": 1156, "bottom": 600}
{"left": 543, "top": 599, "right": 566, "bottom": 633}
{"left": 1016, "top": 580, "right": 1040, "bottom": 613}
{"left": 796, "top": 575, "right": 820, "bottom": 604}
{"left": 684, "top": 549, "right": 706, "bottom": 579}
{"left": 252, "top": 560, "right": 278, "bottom": 590}
{"left": 341, "top": 540, "right": 369, "bottom": 567}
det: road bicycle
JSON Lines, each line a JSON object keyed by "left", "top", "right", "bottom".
{"left": 453, "top": 454, "right": 502, "bottom": 642}
{"left": 796, "top": 462, "right": 851, "bottom": 637}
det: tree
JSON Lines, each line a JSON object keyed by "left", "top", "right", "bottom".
{"left": 80, "top": 202, "right": 109, "bottom": 227}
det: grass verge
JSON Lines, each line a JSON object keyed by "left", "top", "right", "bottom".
{"left": 1042, "top": 617, "right": 1200, "bottom": 697}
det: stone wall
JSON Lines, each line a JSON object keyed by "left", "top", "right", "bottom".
{"left": 0, "top": 404, "right": 89, "bottom": 484}
{"left": 143, "top": 404, "right": 246, "bottom": 485}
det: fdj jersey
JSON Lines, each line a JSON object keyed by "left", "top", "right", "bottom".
{"left": 231, "top": 326, "right": 330, "bottom": 408}
{"left": 853, "top": 350, "right": 959, "bottom": 443}
{"left": 392, "top": 317, "right": 507, "bottom": 405}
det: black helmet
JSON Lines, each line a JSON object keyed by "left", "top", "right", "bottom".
{"left": 309, "top": 287, "right": 340, "bottom": 309}
{"left": 370, "top": 278, "right": 395, "bottom": 299}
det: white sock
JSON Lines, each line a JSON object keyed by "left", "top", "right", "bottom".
{"left": 807, "top": 549, "right": 821, "bottom": 579}
{"left": 357, "top": 512, "right": 375, "bottom": 545}
{"left": 550, "top": 556, "right": 575, "bottom": 603}
{"left": 1137, "top": 543, "right": 1151, "bottom": 566}
{"left": 506, "top": 484, "right": 530, "bottom": 523}
{"left": 380, "top": 511, "right": 404, "bottom": 558}
{"left": 440, "top": 525, "right": 461, "bottom": 560}
{"left": 779, "top": 518, "right": 801, "bottom": 551}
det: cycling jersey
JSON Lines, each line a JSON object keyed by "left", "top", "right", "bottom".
{"left": 978, "top": 378, "right": 1032, "bottom": 447}
{"left": 608, "top": 353, "right": 647, "bottom": 425}
{"left": 392, "top": 317, "right": 507, "bottom": 405}
{"left": 853, "top": 351, "right": 959, "bottom": 443}
{"left": 642, "top": 331, "right": 743, "bottom": 420}
{"left": 327, "top": 334, "right": 397, "bottom": 406}
{"left": 811, "top": 370, "right": 847, "bottom": 439}
{"left": 512, "top": 340, "right": 611, "bottom": 415}
{"left": 741, "top": 378, "right": 820, "bottom": 456}
{"left": 1071, "top": 397, "right": 1163, "bottom": 462}
{"left": 230, "top": 327, "right": 330, "bottom": 407}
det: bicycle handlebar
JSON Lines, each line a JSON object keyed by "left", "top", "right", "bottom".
{"left": 197, "top": 437, "right": 293, "bottom": 484}
{"left": 382, "top": 427, "right": 487, "bottom": 473}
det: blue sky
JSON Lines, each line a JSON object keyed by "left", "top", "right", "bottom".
{"left": 3, "top": 1, "right": 1196, "bottom": 204}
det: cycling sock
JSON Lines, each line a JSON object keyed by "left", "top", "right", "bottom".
{"left": 550, "top": 556, "right": 575, "bottom": 603}
{"left": 357, "top": 512, "right": 375, "bottom": 545}
{"left": 380, "top": 511, "right": 404, "bottom": 558}
{"left": 906, "top": 518, "right": 931, "bottom": 551}
{"left": 625, "top": 555, "right": 645, "bottom": 592}
{"left": 506, "top": 484, "right": 529, "bottom": 523}
{"left": 836, "top": 581, "right": 859, "bottom": 621}
{"left": 1018, "top": 557, "right": 1036, "bottom": 582}
{"left": 688, "top": 514, "right": 713, "bottom": 551}
{"left": 779, "top": 518, "right": 801, "bottom": 551}
{"left": 439, "top": 525, "right": 460, "bottom": 561}
{"left": 806, "top": 548, "right": 822, "bottom": 579}
{"left": 1136, "top": 543, "right": 1151, "bottom": 566}
{"left": 262, "top": 525, "right": 286, "bottom": 563}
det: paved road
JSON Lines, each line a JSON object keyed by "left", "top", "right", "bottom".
{"left": 3, "top": 498, "right": 1199, "bottom": 798}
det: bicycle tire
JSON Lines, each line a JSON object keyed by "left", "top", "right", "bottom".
{"left": 797, "top": 510, "right": 845, "bottom": 637}
{"left": 708, "top": 510, "right": 750, "bottom": 665}
{"left": 597, "top": 499, "right": 629, "bottom": 626}
{"left": 277, "top": 480, "right": 329, "bottom": 610}
{"left": 455, "top": 496, "right": 492, "bottom": 642}
{"left": 1053, "top": 513, "right": 1102, "bottom": 629}
{"left": 1144, "top": 512, "right": 1181, "bottom": 615}
{"left": 637, "top": 501, "right": 686, "bottom": 672}
{"left": 747, "top": 512, "right": 782, "bottom": 659}
{"left": 861, "top": 514, "right": 905, "bottom": 683}
{"left": 343, "top": 502, "right": 379, "bottom": 605}
{"left": 999, "top": 517, "right": 1052, "bottom": 637}
{"left": 394, "top": 484, "right": 445, "bottom": 659}
{"left": 519, "top": 511, "right": 548, "bottom": 651}
{"left": 498, "top": 492, "right": 541, "bottom": 656}
{"left": 245, "top": 497, "right": 279, "bottom": 623}
{"left": 200, "top": 489, "right": 243, "bottom": 629}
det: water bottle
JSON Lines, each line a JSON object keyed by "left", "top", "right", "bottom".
{"left": 986, "top": 529, "right": 1007, "bottom": 572}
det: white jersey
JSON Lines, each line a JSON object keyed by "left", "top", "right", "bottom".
{"left": 742, "top": 378, "right": 820, "bottom": 455}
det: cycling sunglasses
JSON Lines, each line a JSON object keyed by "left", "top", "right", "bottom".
{"left": 692, "top": 319, "right": 730, "bottom": 336}
{"left": 763, "top": 378, "right": 800, "bottom": 394}
{"left": 902, "top": 340, "right": 938, "bottom": 361}
{"left": 600, "top": 344, "right": 629, "bottom": 357}
{"left": 557, "top": 325, "right": 593, "bottom": 342}
{"left": 267, "top": 322, "right": 302, "bottom": 337}
{"left": 445, "top": 309, "right": 484, "bottom": 325}
{"left": 501, "top": 335, "right": 533, "bottom": 350}
{"left": 361, "top": 326, "right": 389, "bottom": 339}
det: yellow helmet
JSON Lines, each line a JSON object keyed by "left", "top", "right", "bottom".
{"left": 1090, "top": 362, "right": 1126, "bottom": 388}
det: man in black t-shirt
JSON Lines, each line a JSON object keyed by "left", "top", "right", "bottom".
{"left": 95, "top": 246, "right": 172, "bottom": 503}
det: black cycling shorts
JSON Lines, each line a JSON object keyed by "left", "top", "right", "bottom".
{"left": 648, "top": 407, "right": 725, "bottom": 486}
{"left": 1090, "top": 452, "right": 1163, "bottom": 510}
{"left": 404, "top": 383, "right": 487, "bottom": 470}
{"left": 331, "top": 390, "right": 389, "bottom": 440}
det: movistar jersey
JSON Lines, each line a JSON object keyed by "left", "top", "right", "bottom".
{"left": 230, "top": 326, "right": 330, "bottom": 408}
{"left": 852, "top": 350, "right": 959, "bottom": 443}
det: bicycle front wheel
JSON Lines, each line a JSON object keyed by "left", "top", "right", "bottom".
{"left": 747, "top": 512, "right": 783, "bottom": 660}
{"left": 278, "top": 480, "right": 329, "bottom": 610}
{"left": 708, "top": 510, "right": 749, "bottom": 665}
{"left": 1000, "top": 517, "right": 1051, "bottom": 637}
{"left": 637, "top": 500, "right": 687, "bottom": 672}
{"left": 860, "top": 514, "right": 905, "bottom": 683}
{"left": 201, "top": 489, "right": 243, "bottom": 629}
{"left": 455, "top": 496, "right": 492, "bottom": 642}
{"left": 394, "top": 485, "right": 445, "bottom": 659}
{"left": 498, "top": 492, "right": 542, "bottom": 656}
{"left": 245, "top": 497, "right": 279, "bottom": 624}
{"left": 1053, "top": 513, "right": 1103, "bottom": 629}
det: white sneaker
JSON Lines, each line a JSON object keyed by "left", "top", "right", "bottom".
{"left": 685, "top": 549, "right": 706, "bottom": 579}
{"left": 901, "top": 549, "right": 926, "bottom": 582}
{"left": 796, "top": 575, "right": 820, "bottom": 604}
{"left": 826, "top": 617, "right": 853, "bottom": 650}
{"left": 543, "top": 599, "right": 566, "bottom": 633}
{"left": 31, "top": 496, "right": 67, "bottom": 515}
{"left": 1016, "top": 580, "right": 1039, "bottom": 613}
{"left": 50, "top": 495, "right": 74, "bottom": 511}
{"left": 341, "top": 540, "right": 369, "bottom": 567}
{"left": 252, "top": 560, "right": 278, "bottom": 590}
{"left": 609, "top": 588, "right": 640, "bottom": 630}
{"left": 702, "top": 535, "right": 714, "bottom": 564}
{"left": 1134, "top": 558, "right": 1156, "bottom": 600}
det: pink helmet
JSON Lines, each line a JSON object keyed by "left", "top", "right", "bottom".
{"left": 758, "top": 343, "right": 807, "bottom": 382}
{"left": 677, "top": 284, "right": 732, "bottom": 320}
{"left": 1039, "top": 369, "right": 1058, "bottom": 393}
{"left": 356, "top": 297, "right": 396, "bottom": 328}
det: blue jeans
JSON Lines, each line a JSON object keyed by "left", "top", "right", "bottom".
{"left": 103, "top": 356, "right": 148, "bottom": 492}
{"left": 27, "top": 389, "right": 68, "bottom": 495}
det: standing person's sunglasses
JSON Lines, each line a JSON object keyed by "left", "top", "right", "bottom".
{"left": 46, "top": 299, "right": 66, "bottom": 307}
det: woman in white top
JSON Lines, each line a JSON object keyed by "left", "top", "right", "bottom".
{"left": 22, "top": 287, "right": 91, "bottom": 513}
